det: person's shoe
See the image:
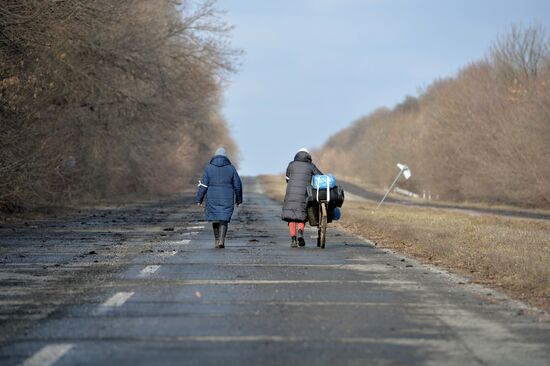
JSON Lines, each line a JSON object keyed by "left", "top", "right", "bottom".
{"left": 215, "top": 239, "right": 220, "bottom": 249}
{"left": 291, "top": 236, "right": 298, "bottom": 248}
{"left": 297, "top": 229, "right": 306, "bottom": 247}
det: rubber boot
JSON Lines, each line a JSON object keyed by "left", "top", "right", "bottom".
{"left": 213, "top": 223, "right": 220, "bottom": 248}
{"left": 219, "top": 223, "right": 227, "bottom": 249}
{"left": 297, "top": 229, "right": 306, "bottom": 247}
{"left": 291, "top": 236, "right": 298, "bottom": 248}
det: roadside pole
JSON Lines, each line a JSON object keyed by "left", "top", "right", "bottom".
{"left": 375, "top": 163, "right": 411, "bottom": 210}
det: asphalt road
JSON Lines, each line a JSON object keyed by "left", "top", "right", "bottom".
{"left": 1, "top": 177, "right": 549, "bottom": 365}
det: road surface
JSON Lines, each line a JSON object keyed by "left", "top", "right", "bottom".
{"left": 1, "top": 177, "right": 549, "bottom": 365}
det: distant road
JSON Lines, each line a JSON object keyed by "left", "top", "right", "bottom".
{"left": 340, "top": 180, "right": 550, "bottom": 221}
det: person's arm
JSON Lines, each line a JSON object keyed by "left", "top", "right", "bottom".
{"left": 285, "top": 164, "right": 291, "bottom": 183}
{"left": 312, "top": 164, "right": 323, "bottom": 176}
{"left": 233, "top": 168, "right": 243, "bottom": 206}
{"left": 196, "top": 168, "right": 209, "bottom": 205}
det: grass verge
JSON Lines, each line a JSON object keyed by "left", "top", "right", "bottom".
{"left": 259, "top": 174, "right": 550, "bottom": 312}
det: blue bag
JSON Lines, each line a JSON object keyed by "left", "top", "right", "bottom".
{"left": 333, "top": 207, "right": 341, "bottom": 220}
{"left": 312, "top": 174, "right": 337, "bottom": 189}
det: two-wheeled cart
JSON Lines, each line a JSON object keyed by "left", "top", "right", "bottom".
{"left": 306, "top": 176, "right": 345, "bottom": 249}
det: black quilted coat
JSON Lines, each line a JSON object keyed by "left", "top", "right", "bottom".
{"left": 281, "top": 151, "right": 323, "bottom": 222}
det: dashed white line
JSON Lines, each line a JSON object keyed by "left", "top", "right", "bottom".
{"left": 181, "top": 232, "right": 199, "bottom": 236}
{"left": 95, "top": 291, "right": 134, "bottom": 315}
{"left": 103, "top": 292, "right": 134, "bottom": 306}
{"left": 139, "top": 265, "right": 161, "bottom": 276}
{"left": 159, "top": 250, "right": 178, "bottom": 257}
{"left": 186, "top": 226, "right": 205, "bottom": 230}
{"left": 163, "top": 239, "right": 190, "bottom": 245}
{"left": 21, "top": 344, "right": 73, "bottom": 366}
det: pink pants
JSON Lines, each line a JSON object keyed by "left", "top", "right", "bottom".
{"left": 288, "top": 222, "right": 305, "bottom": 237}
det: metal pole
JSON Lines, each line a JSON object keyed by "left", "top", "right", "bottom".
{"left": 375, "top": 170, "right": 403, "bottom": 210}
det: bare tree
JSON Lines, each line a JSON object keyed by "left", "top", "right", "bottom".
{"left": 490, "top": 24, "right": 549, "bottom": 82}
{"left": 1, "top": 0, "right": 239, "bottom": 211}
{"left": 316, "top": 24, "right": 550, "bottom": 208}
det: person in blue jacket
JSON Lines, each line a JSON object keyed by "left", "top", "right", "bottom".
{"left": 196, "top": 147, "right": 243, "bottom": 249}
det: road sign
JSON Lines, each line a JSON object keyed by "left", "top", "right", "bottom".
{"left": 397, "top": 163, "right": 411, "bottom": 180}
{"left": 375, "top": 163, "right": 412, "bottom": 210}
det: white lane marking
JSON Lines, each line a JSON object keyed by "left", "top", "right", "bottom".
{"left": 21, "top": 344, "right": 73, "bottom": 366}
{"left": 218, "top": 301, "right": 420, "bottom": 307}
{"left": 152, "top": 279, "right": 416, "bottom": 285}
{"left": 200, "top": 263, "right": 363, "bottom": 268}
{"left": 129, "top": 335, "right": 446, "bottom": 347}
{"left": 346, "top": 256, "right": 371, "bottom": 262}
{"left": 195, "top": 301, "right": 426, "bottom": 308}
{"left": 102, "top": 292, "right": 134, "bottom": 307}
{"left": 156, "top": 250, "right": 178, "bottom": 257}
{"left": 186, "top": 226, "right": 204, "bottom": 230}
{"left": 95, "top": 292, "right": 134, "bottom": 314}
{"left": 341, "top": 264, "right": 392, "bottom": 273}
{"left": 181, "top": 232, "right": 199, "bottom": 237}
{"left": 139, "top": 265, "right": 161, "bottom": 276}
{"left": 164, "top": 240, "right": 190, "bottom": 245}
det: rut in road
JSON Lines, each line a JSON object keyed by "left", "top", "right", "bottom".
{"left": 0, "top": 177, "right": 549, "bottom": 366}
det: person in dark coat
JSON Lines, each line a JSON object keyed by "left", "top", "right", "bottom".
{"left": 281, "top": 148, "right": 323, "bottom": 247}
{"left": 196, "top": 147, "right": 243, "bottom": 249}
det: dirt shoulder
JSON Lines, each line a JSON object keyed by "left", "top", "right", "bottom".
{"left": 259, "top": 175, "right": 550, "bottom": 312}
{"left": 0, "top": 191, "right": 194, "bottom": 225}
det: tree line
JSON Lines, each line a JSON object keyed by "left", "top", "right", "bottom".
{"left": 315, "top": 25, "right": 550, "bottom": 208}
{"left": 0, "top": 0, "right": 238, "bottom": 211}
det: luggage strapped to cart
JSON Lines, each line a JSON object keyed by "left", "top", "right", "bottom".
{"left": 309, "top": 174, "right": 344, "bottom": 207}
{"left": 312, "top": 174, "right": 336, "bottom": 202}
{"left": 307, "top": 174, "right": 345, "bottom": 248}
{"left": 306, "top": 174, "right": 345, "bottom": 227}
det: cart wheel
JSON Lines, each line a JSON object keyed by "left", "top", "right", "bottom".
{"left": 320, "top": 203, "right": 327, "bottom": 249}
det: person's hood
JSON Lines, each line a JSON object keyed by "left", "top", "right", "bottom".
{"left": 294, "top": 151, "right": 312, "bottom": 163}
{"left": 210, "top": 155, "right": 231, "bottom": 167}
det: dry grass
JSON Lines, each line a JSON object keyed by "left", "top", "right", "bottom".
{"left": 259, "top": 175, "right": 550, "bottom": 311}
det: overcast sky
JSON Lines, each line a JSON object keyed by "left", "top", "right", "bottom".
{"left": 220, "top": 0, "right": 550, "bottom": 175}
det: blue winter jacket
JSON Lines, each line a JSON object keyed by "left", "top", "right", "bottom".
{"left": 196, "top": 155, "right": 243, "bottom": 222}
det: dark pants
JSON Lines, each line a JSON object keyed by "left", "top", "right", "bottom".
{"left": 212, "top": 221, "right": 228, "bottom": 245}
